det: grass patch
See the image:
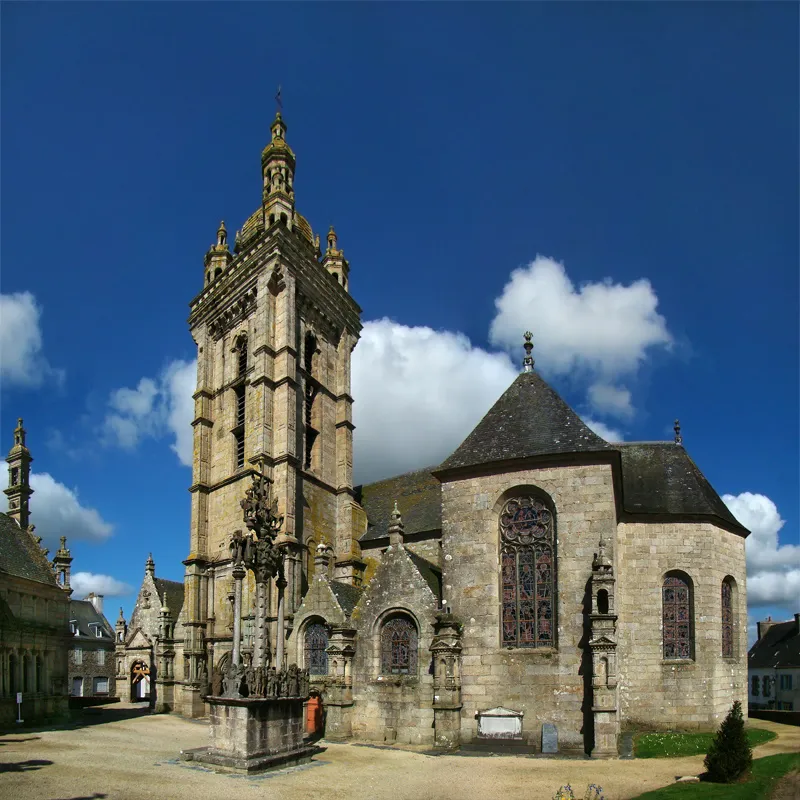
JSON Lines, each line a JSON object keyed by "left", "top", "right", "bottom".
{"left": 634, "top": 728, "right": 776, "bottom": 759}
{"left": 630, "top": 752, "right": 800, "bottom": 799}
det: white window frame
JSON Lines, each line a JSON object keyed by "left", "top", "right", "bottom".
{"left": 73, "top": 647, "right": 82, "bottom": 665}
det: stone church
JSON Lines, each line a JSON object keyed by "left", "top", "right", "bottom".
{"left": 117, "top": 111, "right": 749, "bottom": 755}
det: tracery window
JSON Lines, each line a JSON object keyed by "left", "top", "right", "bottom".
{"left": 305, "top": 622, "right": 329, "bottom": 676}
{"left": 500, "top": 496, "right": 555, "bottom": 648}
{"left": 662, "top": 572, "right": 693, "bottom": 659}
{"left": 721, "top": 578, "right": 734, "bottom": 658}
{"left": 380, "top": 616, "right": 418, "bottom": 675}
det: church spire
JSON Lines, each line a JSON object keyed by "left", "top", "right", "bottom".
{"left": 262, "top": 106, "right": 296, "bottom": 230}
{"left": 5, "top": 417, "right": 33, "bottom": 530}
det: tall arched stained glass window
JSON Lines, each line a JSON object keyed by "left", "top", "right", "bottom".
{"left": 662, "top": 572, "right": 693, "bottom": 659}
{"left": 721, "top": 578, "right": 734, "bottom": 658}
{"left": 304, "top": 622, "right": 329, "bottom": 675}
{"left": 500, "top": 496, "right": 555, "bottom": 648}
{"left": 380, "top": 616, "right": 418, "bottom": 675}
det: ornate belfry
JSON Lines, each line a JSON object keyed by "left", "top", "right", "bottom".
{"left": 183, "top": 107, "right": 363, "bottom": 717}
{"left": 588, "top": 533, "right": 619, "bottom": 757}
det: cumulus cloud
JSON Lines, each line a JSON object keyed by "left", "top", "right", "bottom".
{"left": 102, "top": 359, "right": 196, "bottom": 466}
{"left": 587, "top": 383, "right": 634, "bottom": 419}
{"left": 582, "top": 417, "right": 624, "bottom": 443}
{"left": 489, "top": 257, "right": 672, "bottom": 418}
{"left": 723, "top": 492, "right": 800, "bottom": 610}
{"left": 0, "top": 292, "right": 64, "bottom": 388}
{"left": 29, "top": 473, "right": 113, "bottom": 547}
{"left": 352, "top": 319, "right": 516, "bottom": 484}
{"left": 72, "top": 572, "right": 133, "bottom": 598}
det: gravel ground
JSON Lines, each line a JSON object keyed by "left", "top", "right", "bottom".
{"left": 1, "top": 704, "right": 797, "bottom": 800}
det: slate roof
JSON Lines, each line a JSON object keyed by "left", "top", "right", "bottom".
{"left": 748, "top": 619, "right": 800, "bottom": 669}
{"left": 0, "top": 512, "right": 60, "bottom": 587}
{"left": 69, "top": 599, "right": 114, "bottom": 641}
{"left": 154, "top": 578, "right": 185, "bottom": 617}
{"left": 437, "top": 371, "right": 613, "bottom": 473}
{"left": 617, "top": 443, "right": 748, "bottom": 534}
{"left": 405, "top": 550, "right": 442, "bottom": 601}
{"left": 330, "top": 580, "right": 362, "bottom": 615}
{"left": 357, "top": 467, "right": 442, "bottom": 543}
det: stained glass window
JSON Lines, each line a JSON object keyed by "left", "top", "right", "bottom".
{"left": 663, "top": 574, "right": 692, "bottom": 659}
{"left": 380, "top": 616, "right": 418, "bottom": 675}
{"left": 304, "top": 622, "right": 329, "bottom": 676}
{"left": 721, "top": 579, "right": 734, "bottom": 658}
{"left": 500, "top": 496, "right": 555, "bottom": 648}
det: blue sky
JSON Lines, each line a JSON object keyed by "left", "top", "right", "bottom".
{"left": 1, "top": 3, "right": 797, "bottom": 638}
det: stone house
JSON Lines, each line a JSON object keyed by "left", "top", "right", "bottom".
{"left": 748, "top": 614, "right": 800, "bottom": 711}
{"left": 68, "top": 593, "right": 116, "bottom": 699}
{"left": 0, "top": 420, "right": 70, "bottom": 725}
{"left": 129, "top": 111, "right": 749, "bottom": 755}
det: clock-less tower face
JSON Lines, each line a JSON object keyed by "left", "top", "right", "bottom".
{"left": 178, "top": 113, "right": 364, "bottom": 718}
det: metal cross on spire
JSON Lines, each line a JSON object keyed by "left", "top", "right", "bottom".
{"left": 275, "top": 85, "right": 282, "bottom": 113}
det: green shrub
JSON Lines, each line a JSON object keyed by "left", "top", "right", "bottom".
{"left": 703, "top": 701, "right": 752, "bottom": 783}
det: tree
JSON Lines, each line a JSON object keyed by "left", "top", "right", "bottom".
{"left": 703, "top": 701, "right": 752, "bottom": 783}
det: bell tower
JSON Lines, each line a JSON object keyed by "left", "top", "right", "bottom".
{"left": 182, "top": 107, "right": 364, "bottom": 718}
{"left": 4, "top": 418, "right": 33, "bottom": 530}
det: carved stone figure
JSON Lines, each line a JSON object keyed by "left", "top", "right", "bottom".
{"left": 287, "top": 664, "right": 299, "bottom": 697}
{"left": 267, "top": 667, "right": 278, "bottom": 697}
{"left": 210, "top": 665, "right": 223, "bottom": 697}
{"left": 278, "top": 667, "right": 288, "bottom": 697}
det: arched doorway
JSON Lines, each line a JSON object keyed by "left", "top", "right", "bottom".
{"left": 130, "top": 659, "right": 151, "bottom": 701}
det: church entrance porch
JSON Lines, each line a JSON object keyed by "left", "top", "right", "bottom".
{"left": 131, "top": 660, "right": 151, "bottom": 702}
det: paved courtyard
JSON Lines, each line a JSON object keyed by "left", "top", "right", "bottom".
{"left": 1, "top": 703, "right": 797, "bottom": 800}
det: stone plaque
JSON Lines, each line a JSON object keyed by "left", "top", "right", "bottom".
{"left": 476, "top": 706, "right": 523, "bottom": 740}
{"left": 541, "top": 722, "right": 558, "bottom": 754}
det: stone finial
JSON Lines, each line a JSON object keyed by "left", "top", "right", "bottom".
{"left": 160, "top": 592, "right": 170, "bottom": 615}
{"left": 216, "top": 220, "right": 227, "bottom": 249}
{"left": 522, "top": 331, "right": 535, "bottom": 373}
{"left": 592, "top": 533, "right": 612, "bottom": 571}
{"left": 117, "top": 606, "right": 125, "bottom": 624}
{"left": 388, "top": 501, "right": 405, "bottom": 548}
{"left": 314, "top": 542, "right": 333, "bottom": 577}
{"left": 145, "top": 552, "right": 155, "bottom": 577}
{"left": 674, "top": 419, "right": 682, "bottom": 445}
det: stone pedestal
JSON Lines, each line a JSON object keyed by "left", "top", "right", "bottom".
{"left": 181, "top": 696, "right": 320, "bottom": 773}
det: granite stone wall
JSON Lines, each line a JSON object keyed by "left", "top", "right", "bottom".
{"left": 615, "top": 521, "right": 748, "bottom": 732}
{"left": 441, "top": 463, "right": 617, "bottom": 754}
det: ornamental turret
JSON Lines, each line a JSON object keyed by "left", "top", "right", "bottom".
{"left": 4, "top": 417, "right": 33, "bottom": 530}
{"left": 53, "top": 536, "right": 73, "bottom": 596}
{"left": 204, "top": 220, "right": 233, "bottom": 286}
{"left": 262, "top": 112, "right": 296, "bottom": 230}
{"left": 321, "top": 226, "right": 350, "bottom": 292}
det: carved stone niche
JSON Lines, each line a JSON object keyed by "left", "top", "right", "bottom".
{"left": 476, "top": 706, "right": 524, "bottom": 740}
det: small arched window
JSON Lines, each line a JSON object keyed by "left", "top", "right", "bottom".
{"left": 662, "top": 571, "right": 693, "bottom": 660}
{"left": 500, "top": 495, "right": 556, "bottom": 648}
{"left": 235, "top": 336, "right": 248, "bottom": 376}
{"left": 722, "top": 577, "right": 735, "bottom": 658}
{"left": 597, "top": 589, "right": 609, "bottom": 615}
{"left": 380, "top": 615, "right": 418, "bottom": 675}
{"left": 304, "top": 621, "right": 329, "bottom": 676}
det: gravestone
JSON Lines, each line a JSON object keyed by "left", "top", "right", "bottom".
{"left": 541, "top": 722, "right": 558, "bottom": 754}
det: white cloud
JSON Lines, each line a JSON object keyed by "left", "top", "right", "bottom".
{"left": 582, "top": 417, "right": 624, "bottom": 443}
{"left": 723, "top": 492, "right": 800, "bottom": 609}
{"left": 29, "top": 473, "right": 113, "bottom": 547}
{"left": 352, "top": 319, "right": 516, "bottom": 484}
{"left": 488, "top": 257, "right": 672, "bottom": 416}
{"left": 0, "top": 292, "right": 64, "bottom": 388}
{"left": 587, "top": 383, "right": 634, "bottom": 419}
{"left": 72, "top": 572, "right": 133, "bottom": 598}
{"left": 102, "top": 359, "right": 196, "bottom": 466}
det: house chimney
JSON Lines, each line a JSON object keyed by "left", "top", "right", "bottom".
{"left": 757, "top": 616, "right": 776, "bottom": 641}
{"left": 87, "top": 593, "right": 104, "bottom": 614}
